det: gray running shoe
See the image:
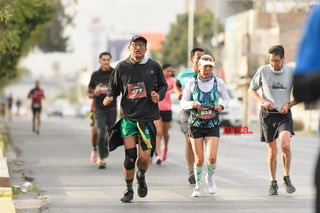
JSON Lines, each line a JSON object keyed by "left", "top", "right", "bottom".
{"left": 283, "top": 176, "right": 296, "bottom": 193}
{"left": 268, "top": 180, "right": 278, "bottom": 195}
{"left": 188, "top": 171, "right": 196, "bottom": 184}
{"left": 120, "top": 189, "right": 133, "bottom": 203}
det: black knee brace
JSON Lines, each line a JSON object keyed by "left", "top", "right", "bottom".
{"left": 124, "top": 147, "right": 137, "bottom": 170}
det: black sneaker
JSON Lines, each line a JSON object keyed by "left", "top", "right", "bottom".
{"left": 136, "top": 172, "right": 148, "bottom": 197}
{"left": 120, "top": 189, "right": 133, "bottom": 203}
{"left": 98, "top": 161, "right": 106, "bottom": 169}
{"left": 268, "top": 180, "right": 278, "bottom": 195}
{"left": 283, "top": 176, "right": 296, "bottom": 193}
{"left": 188, "top": 171, "right": 196, "bottom": 184}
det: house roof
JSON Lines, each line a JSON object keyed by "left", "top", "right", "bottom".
{"left": 139, "top": 32, "right": 165, "bottom": 50}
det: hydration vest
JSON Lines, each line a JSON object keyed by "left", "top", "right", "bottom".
{"left": 188, "top": 76, "right": 220, "bottom": 128}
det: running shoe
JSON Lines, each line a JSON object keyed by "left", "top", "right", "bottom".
{"left": 90, "top": 150, "right": 97, "bottom": 163}
{"left": 191, "top": 186, "right": 201, "bottom": 197}
{"left": 120, "top": 189, "right": 134, "bottom": 203}
{"left": 283, "top": 176, "right": 296, "bottom": 193}
{"left": 98, "top": 160, "right": 106, "bottom": 169}
{"left": 136, "top": 172, "right": 148, "bottom": 197}
{"left": 268, "top": 180, "right": 278, "bottom": 195}
{"left": 155, "top": 156, "right": 162, "bottom": 165}
{"left": 188, "top": 171, "right": 196, "bottom": 184}
{"left": 161, "top": 148, "right": 168, "bottom": 161}
{"left": 36, "top": 129, "right": 39, "bottom": 135}
{"left": 205, "top": 174, "right": 217, "bottom": 194}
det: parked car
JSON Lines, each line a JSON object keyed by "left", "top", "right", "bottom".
{"left": 47, "top": 99, "right": 76, "bottom": 118}
{"left": 219, "top": 88, "right": 243, "bottom": 127}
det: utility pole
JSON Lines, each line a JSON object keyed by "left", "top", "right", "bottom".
{"left": 243, "top": 8, "right": 255, "bottom": 127}
{"left": 244, "top": 30, "right": 250, "bottom": 127}
{"left": 187, "top": 0, "right": 194, "bottom": 67}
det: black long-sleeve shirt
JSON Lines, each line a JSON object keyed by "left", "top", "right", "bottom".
{"left": 88, "top": 69, "right": 117, "bottom": 110}
{"left": 108, "top": 57, "right": 167, "bottom": 121}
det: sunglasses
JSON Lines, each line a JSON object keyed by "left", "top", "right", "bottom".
{"left": 130, "top": 43, "right": 146, "bottom": 48}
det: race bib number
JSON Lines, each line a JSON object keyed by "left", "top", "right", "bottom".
{"left": 96, "top": 84, "right": 109, "bottom": 94}
{"left": 99, "top": 86, "right": 109, "bottom": 94}
{"left": 33, "top": 103, "right": 40, "bottom": 108}
{"left": 197, "top": 106, "right": 216, "bottom": 119}
{"left": 127, "top": 82, "right": 147, "bottom": 99}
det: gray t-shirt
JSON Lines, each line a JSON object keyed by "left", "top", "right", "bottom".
{"left": 249, "top": 64, "right": 293, "bottom": 110}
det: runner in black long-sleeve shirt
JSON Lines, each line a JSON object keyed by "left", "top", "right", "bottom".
{"left": 87, "top": 52, "right": 117, "bottom": 169}
{"left": 103, "top": 35, "right": 167, "bottom": 203}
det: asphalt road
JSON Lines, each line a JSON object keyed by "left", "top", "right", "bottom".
{"left": 5, "top": 115, "right": 320, "bottom": 213}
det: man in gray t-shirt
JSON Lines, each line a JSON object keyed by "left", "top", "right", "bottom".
{"left": 249, "top": 45, "right": 297, "bottom": 196}
{"left": 249, "top": 62, "right": 293, "bottom": 110}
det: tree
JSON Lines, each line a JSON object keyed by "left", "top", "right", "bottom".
{"left": 0, "top": 0, "right": 52, "bottom": 88}
{"left": 0, "top": 0, "right": 75, "bottom": 89}
{"left": 35, "top": 0, "right": 75, "bottom": 52}
{"left": 157, "top": 9, "right": 223, "bottom": 68}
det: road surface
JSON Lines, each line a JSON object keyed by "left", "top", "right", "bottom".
{"left": 5, "top": 115, "right": 319, "bottom": 213}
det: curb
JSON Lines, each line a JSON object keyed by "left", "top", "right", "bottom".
{"left": 0, "top": 119, "right": 16, "bottom": 213}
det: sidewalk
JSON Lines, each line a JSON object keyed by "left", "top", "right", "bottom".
{"left": 0, "top": 117, "right": 16, "bottom": 213}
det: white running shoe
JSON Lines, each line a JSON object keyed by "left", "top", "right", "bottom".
{"left": 191, "top": 186, "right": 202, "bottom": 197}
{"left": 206, "top": 174, "right": 217, "bottom": 194}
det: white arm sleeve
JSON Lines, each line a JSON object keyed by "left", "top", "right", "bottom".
{"left": 180, "top": 78, "right": 200, "bottom": 109}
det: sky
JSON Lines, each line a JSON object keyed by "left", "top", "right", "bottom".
{"left": 72, "top": 0, "right": 186, "bottom": 35}
{"left": 21, "top": 0, "right": 186, "bottom": 78}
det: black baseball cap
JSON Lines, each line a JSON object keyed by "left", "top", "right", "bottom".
{"left": 130, "top": 35, "right": 147, "bottom": 45}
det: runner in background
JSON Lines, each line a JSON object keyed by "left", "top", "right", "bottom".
{"left": 27, "top": 80, "right": 45, "bottom": 135}
{"left": 174, "top": 47, "right": 205, "bottom": 184}
{"left": 15, "top": 98, "right": 22, "bottom": 118}
{"left": 87, "top": 97, "right": 98, "bottom": 163}
{"left": 6, "top": 94, "right": 13, "bottom": 120}
{"left": 154, "top": 63, "right": 176, "bottom": 165}
{"left": 87, "top": 52, "right": 117, "bottom": 169}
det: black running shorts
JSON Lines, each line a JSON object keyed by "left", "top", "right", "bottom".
{"left": 160, "top": 110, "right": 172, "bottom": 122}
{"left": 259, "top": 107, "right": 294, "bottom": 142}
{"left": 188, "top": 125, "right": 220, "bottom": 139}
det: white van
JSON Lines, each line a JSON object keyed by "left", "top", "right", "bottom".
{"left": 219, "top": 88, "right": 243, "bottom": 126}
